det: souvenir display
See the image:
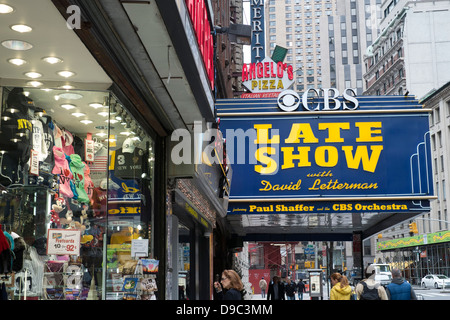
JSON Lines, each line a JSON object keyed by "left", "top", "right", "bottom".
{"left": 0, "top": 87, "right": 155, "bottom": 300}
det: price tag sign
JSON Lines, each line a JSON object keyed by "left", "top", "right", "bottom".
{"left": 47, "top": 229, "right": 81, "bottom": 255}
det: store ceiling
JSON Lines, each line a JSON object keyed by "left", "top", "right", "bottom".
{"left": 0, "top": 0, "right": 114, "bottom": 137}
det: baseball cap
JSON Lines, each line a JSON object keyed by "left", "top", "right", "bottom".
{"left": 122, "top": 137, "right": 135, "bottom": 153}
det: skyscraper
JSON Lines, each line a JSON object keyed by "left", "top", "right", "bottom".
{"left": 264, "top": 0, "right": 381, "bottom": 94}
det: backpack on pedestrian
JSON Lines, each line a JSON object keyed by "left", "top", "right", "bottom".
{"left": 360, "top": 281, "right": 380, "bottom": 300}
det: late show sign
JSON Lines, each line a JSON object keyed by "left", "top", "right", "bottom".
{"left": 216, "top": 93, "right": 434, "bottom": 214}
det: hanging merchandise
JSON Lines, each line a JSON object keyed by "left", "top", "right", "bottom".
{"left": 68, "top": 154, "right": 90, "bottom": 204}
{"left": 52, "top": 147, "right": 74, "bottom": 198}
{"left": 0, "top": 225, "right": 13, "bottom": 274}
{"left": 62, "top": 130, "right": 75, "bottom": 156}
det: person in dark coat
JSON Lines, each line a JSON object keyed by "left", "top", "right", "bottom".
{"left": 285, "top": 278, "right": 297, "bottom": 300}
{"left": 297, "top": 279, "right": 306, "bottom": 300}
{"left": 214, "top": 269, "right": 244, "bottom": 300}
{"left": 386, "top": 268, "right": 417, "bottom": 300}
{"left": 267, "top": 276, "right": 285, "bottom": 300}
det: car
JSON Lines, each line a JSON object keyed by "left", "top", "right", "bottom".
{"left": 421, "top": 274, "right": 450, "bottom": 289}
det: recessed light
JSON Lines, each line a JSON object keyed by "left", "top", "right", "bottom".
{"left": 89, "top": 103, "right": 103, "bottom": 109}
{"left": 59, "top": 85, "right": 74, "bottom": 90}
{"left": 60, "top": 104, "right": 76, "bottom": 110}
{"left": 10, "top": 24, "right": 32, "bottom": 33}
{"left": 71, "top": 112, "right": 86, "bottom": 118}
{"left": 80, "top": 120, "right": 93, "bottom": 125}
{"left": 0, "top": 4, "right": 14, "bottom": 14}
{"left": 95, "top": 132, "right": 108, "bottom": 137}
{"left": 57, "top": 92, "right": 83, "bottom": 100}
{"left": 8, "top": 58, "right": 27, "bottom": 66}
{"left": 57, "top": 70, "right": 76, "bottom": 78}
{"left": 98, "top": 112, "right": 109, "bottom": 117}
{"left": 27, "top": 81, "right": 43, "bottom": 87}
{"left": 24, "top": 71, "right": 42, "bottom": 79}
{"left": 42, "top": 56, "right": 63, "bottom": 64}
{"left": 120, "top": 131, "right": 132, "bottom": 136}
{"left": 105, "top": 119, "right": 118, "bottom": 124}
{"left": 1, "top": 40, "right": 33, "bottom": 51}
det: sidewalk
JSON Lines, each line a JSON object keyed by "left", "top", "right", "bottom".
{"left": 250, "top": 290, "right": 329, "bottom": 300}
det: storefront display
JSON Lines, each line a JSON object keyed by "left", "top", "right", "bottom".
{"left": 0, "top": 86, "right": 155, "bottom": 300}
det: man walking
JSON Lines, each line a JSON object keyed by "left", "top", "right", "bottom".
{"left": 297, "top": 279, "right": 306, "bottom": 300}
{"left": 386, "top": 268, "right": 417, "bottom": 300}
{"left": 259, "top": 277, "right": 267, "bottom": 298}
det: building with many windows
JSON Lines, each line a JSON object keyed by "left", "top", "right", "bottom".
{"left": 264, "top": 0, "right": 381, "bottom": 94}
{"left": 364, "top": 0, "right": 450, "bottom": 98}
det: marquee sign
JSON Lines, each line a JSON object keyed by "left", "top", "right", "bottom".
{"left": 216, "top": 92, "right": 434, "bottom": 215}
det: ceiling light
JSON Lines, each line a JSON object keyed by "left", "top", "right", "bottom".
{"left": 59, "top": 85, "right": 74, "bottom": 90}
{"left": 120, "top": 131, "right": 132, "bottom": 136}
{"left": 27, "top": 81, "right": 43, "bottom": 87}
{"left": 95, "top": 132, "right": 108, "bottom": 137}
{"left": 10, "top": 24, "right": 32, "bottom": 33}
{"left": 57, "top": 70, "right": 76, "bottom": 78}
{"left": 2, "top": 40, "right": 33, "bottom": 51}
{"left": 57, "top": 92, "right": 83, "bottom": 100}
{"left": 24, "top": 71, "right": 42, "bottom": 79}
{"left": 89, "top": 103, "right": 103, "bottom": 109}
{"left": 60, "top": 104, "right": 76, "bottom": 110}
{"left": 42, "top": 56, "right": 63, "bottom": 64}
{"left": 80, "top": 120, "right": 93, "bottom": 125}
{"left": 105, "top": 119, "right": 118, "bottom": 124}
{"left": 8, "top": 58, "right": 27, "bottom": 66}
{"left": 71, "top": 112, "right": 86, "bottom": 118}
{"left": 0, "top": 4, "right": 14, "bottom": 14}
{"left": 98, "top": 111, "right": 109, "bottom": 117}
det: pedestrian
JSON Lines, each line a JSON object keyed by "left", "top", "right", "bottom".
{"left": 259, "top": 276, "right": 267, "bottom": 298}
{"left": 355, "top": 265, "right": 388, "bottom": 300}
{"left": 267, "top": 276, "right": 285, "bottom": 300}
{"left": 296, "top": 279, "right": 306, "bottom": 300}
{"left": 214, "top": 269, "right": 244, "bottom": 300}
{"left": 329, "top": 272, "right": 352, "bottom": 300}
{"left": 386, "top": 268, "right": 417, "bottom": 300}
{"left": 285, "top": 278, "right": 297, "bottom": 300}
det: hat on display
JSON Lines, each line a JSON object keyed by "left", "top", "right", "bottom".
{"left": 122, "top": 137, "right": 135, "bottom": 153}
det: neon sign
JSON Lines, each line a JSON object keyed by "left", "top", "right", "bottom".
{"left": 185, "top": 0, "right": 214, "bottom": 88}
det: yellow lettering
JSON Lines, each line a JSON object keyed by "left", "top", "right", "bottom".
{"left": 355, "top": 122, "right": 383, "bottom": 142}
{"left": 252, "top": 80, "right": 258, "bottom": 90}
{"left": 277, "top": 80, "right": 284, "bottom": 90}
{"left": 315, "top": 146, "right": 338, "bottom": 167}
{"left": 255, "top": 147, "right": 277, "bottom": 174}
{"left": 342, "top": 145, "right": 384, "bottom": 173}
{"left": 281, "top": 147, "right": 311, "bottom": 169}
{"left": 254, "top": 124, "right": 280, "bottom": 144}
{"left": 285, "top": 123, "right": 319, "bottom": 144}
{"left": 318, "top": 122, "right": 350, "bottom": 143}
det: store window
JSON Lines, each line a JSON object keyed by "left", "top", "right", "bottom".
{"left": 0, "top": 86, "right": 155, "bottom": 300}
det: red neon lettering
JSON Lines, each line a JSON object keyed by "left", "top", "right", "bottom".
{"left": 185, "top": 0, "right": 214, "bottom": 88}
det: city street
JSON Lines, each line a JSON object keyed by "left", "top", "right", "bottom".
{"left": 249, "top": 286, "right": 450, "bottom": 300}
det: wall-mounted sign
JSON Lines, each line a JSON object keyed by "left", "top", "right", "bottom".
{"left": 185, "top": 0, "right": 214, "bottom": 88}
{"left": 216, "top": 95, "right": 434, "bottom": 214}
{"left": 242, "top": 57, "right": 294, "bottom": 94}
{"left": 250, "top": 0, "right": 265, "bottom": 63}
